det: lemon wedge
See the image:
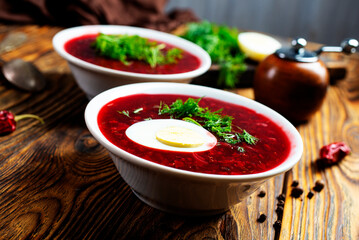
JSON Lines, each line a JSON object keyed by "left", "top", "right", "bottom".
{"left": 238, "top": 32, "right": 281, "bottom": 62}
{"left": 156, "top": 126, "right": 205, "bottom": 148}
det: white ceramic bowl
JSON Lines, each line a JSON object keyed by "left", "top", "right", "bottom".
{"left": 53, "top": 25, "right": 211, "bottom": 99}
{"left": 85, "top": 82, "right": 303, "bottom": 216}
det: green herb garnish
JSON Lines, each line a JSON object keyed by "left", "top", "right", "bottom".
{"left": 237, "top": 147, "right": 245, "bottom": 152}
{"left": 159, "top": 98, "right": 203, "bottom": 118}
{"left": 180, "top": 21, "right": 246, "bottom": 88}
{"left": 236, "top": 130, "right": 258, "bottom": 145}
{"left": 159, "top": 97, "right": 258, "bottom": 147}
{"left": 118, "top": 110, "right": 130, "bottom": 118}
{"left": 182, "top": 117, "right": 202, "bottom": 126}
{"left": 133, "top": 108, "right": 143, "bottom": 114}
{"left": 92, "top": 33, "right": 183, "bottom": 68}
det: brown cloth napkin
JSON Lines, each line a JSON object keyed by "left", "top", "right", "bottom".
{"left": 0, "top": 0, "right": 198, "bottom": 32}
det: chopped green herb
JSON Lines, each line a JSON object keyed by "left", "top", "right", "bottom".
{"left": 144, "top": 117, "right": 153, "bottom": 121}
{"left": 159, "top": 98, "right": 203, "bottom": 118}
{"left": 182, "top": 117, "right": 202, "bottom": 126}
{"left": 133, "top": 108, "right": 143, "bottom": 114}
{"left": 180, "top": 21, "right": 246, "bottom": 88}
{"left": 237, "top": 147, "right": 245, "bottom": 152}
{"left": 236, "top": 130, "right": 258, "bottom": 145}
{"left": 92, "top": 33, "right": 183, "bottom": 68}
{"left": 159, "top": 97, "right": 258, "bottom": 147}
{"left": 118, "top": 110, "right": 130, "bottom": 118}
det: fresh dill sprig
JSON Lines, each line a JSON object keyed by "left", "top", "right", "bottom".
{"left": 237, "top": 146, "right": 245, "bottom": 152}
{"left": 182, "top": 117, "right": 202, "bottom": 126}
{"left": 180, "top": 21, "right": 246, "bottom": 88}
{"left": 92, "top": 33, "right": 183, "bottom": 68}
{"left": 159, "top": 98, "right": 203, "bottom": 118}
{"left": 158, "top": 97, "right": 258, "bottom": 147}
{"left": 133, "top": 108, "right": 143, "bottom": 114}
{"left": 117, "top": 110, "right": 130, "bottom": 118}
{"left": 236, "top": 130, "right": 258, "bottom": 145}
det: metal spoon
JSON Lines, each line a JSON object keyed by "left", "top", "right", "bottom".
{"left": 0, "top": 58, "right": 46, "bottom": 92}
{"left": 0, "top": 32, "right": 46, "bottom": 92}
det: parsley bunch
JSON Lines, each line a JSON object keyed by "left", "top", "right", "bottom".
{"left": 159, "top": 98, "right": 258, "bottom": 148}
{"left": 180, "top": 21, "right": 246, "bottom": 88}
{"left": 92, "top": 33, "right": 183, "bottom": 68}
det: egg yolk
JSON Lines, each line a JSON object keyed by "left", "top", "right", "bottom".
{"left": 156, "top": 126, "right": 205, "bottom": 148}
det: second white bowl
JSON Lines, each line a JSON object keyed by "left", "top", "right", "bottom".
{"left": 53, "top": 25, "right": 211, "bottom": 98}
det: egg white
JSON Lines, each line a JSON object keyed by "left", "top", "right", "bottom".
{"left": 125, "top": 119, "right": 217, "bottom": 152}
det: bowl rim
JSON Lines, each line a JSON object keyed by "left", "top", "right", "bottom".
{"left": 85, "top": 82, "right": 303, "bottom": 182}
{"left": 52, "top": 25, "right": 211, "bottom": 80}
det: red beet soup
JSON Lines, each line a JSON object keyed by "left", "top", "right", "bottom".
{"left": 65, "top": 34, "right": 201, "bottom": 74}
{"left": 98, "top": 94, "right": 291, "bottom": 175}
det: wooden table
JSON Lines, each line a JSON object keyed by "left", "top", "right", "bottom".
{"left": 0, "top": 24, "right": 358, "bottom": 240}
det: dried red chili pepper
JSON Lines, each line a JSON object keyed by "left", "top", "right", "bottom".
{"left": 0, "top": 110, "right": 16, "bottom": 135}
{"left": 319, "top": 142, "right": 351, "bottom": 165}
{"left": 0, "top": 110, "right": 44, "bottom": 136}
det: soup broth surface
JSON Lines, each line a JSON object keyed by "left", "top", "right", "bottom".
{"left": 65, "top": 34, "right": 201, "bottom": 74}
{"left": 98, "top": 93, "right": 291, "bottom": 175}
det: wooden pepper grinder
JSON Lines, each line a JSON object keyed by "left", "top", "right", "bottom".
{"left": 253, "top": 38, "right": 358, "bottom": 123}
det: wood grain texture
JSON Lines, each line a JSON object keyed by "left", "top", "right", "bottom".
{"left": 0, "top": 24, "right": 358, "bottom": 240}
{"left": 279, "top": 54, "right": 359, "bottom": 240}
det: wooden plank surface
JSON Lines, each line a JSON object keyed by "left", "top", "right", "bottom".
{"left": 278, "top": 55, "right": 359, "bottom": 240}
{"left": 0, "top": 24, "right": 358, "bottom": 240}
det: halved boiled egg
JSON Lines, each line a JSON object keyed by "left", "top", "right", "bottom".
{"left": 125, "top": 119, "right": 217, "bottom": 152}
{"left": 238, "top": 32, "right": 281, "bottom": 62}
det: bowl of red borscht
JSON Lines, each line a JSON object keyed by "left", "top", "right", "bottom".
{"left": 85, "top": 82, "right": 303, "bottom": 216}
{"left": 52, "top": 25, "right": 211, "bottom": 99}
